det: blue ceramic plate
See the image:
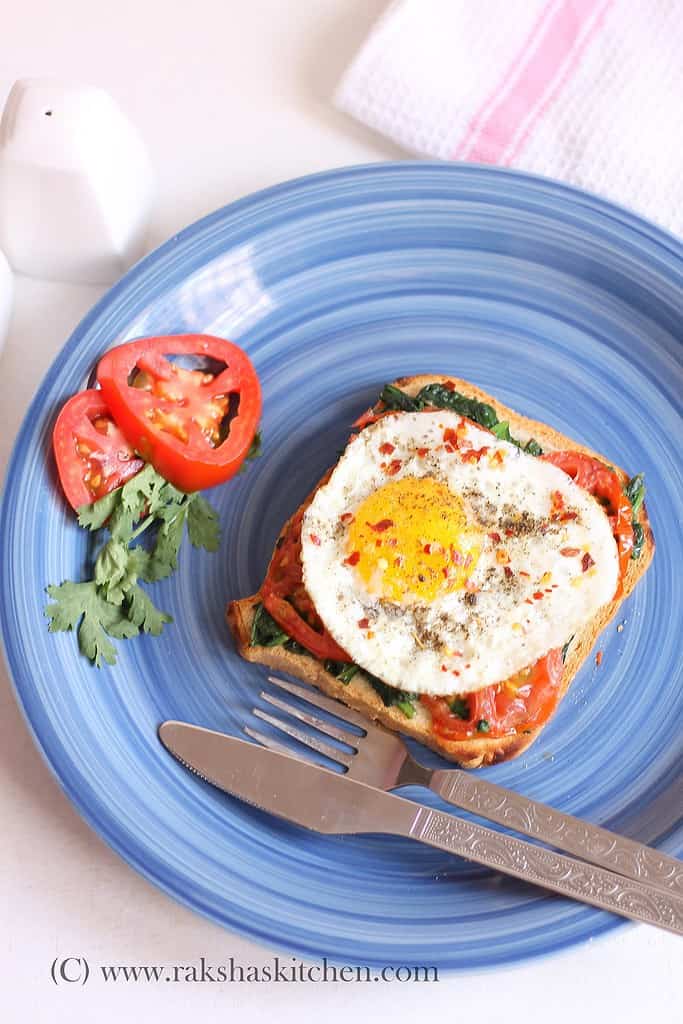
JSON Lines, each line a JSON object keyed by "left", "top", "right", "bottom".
{"left": 1, "top": 164, "right": 681, "bottom": 970}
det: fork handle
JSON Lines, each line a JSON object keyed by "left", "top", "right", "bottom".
{"left": 428, "top": 770, "right": 683, "bottom": 896}
{"left": 404, "top": 804, "right": 683, "bottom": 935}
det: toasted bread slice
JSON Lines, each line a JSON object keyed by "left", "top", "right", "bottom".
{"left": 227, "top": 375, "right": 654, "bottom": 768}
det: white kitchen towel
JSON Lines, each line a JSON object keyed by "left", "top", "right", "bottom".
{"left": 335, "top": 0, "right": 683, "bottom": 236}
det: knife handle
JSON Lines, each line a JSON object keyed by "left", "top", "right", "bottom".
{"left": 428, "top": 770, "right": 683, "bottom": 897}
{"left": 405, "top": 804, "right": 683, "bottom": 935}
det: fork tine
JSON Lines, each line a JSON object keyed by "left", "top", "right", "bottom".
{"left": 267, "top": 675, "right": 372, "bottom": 731}
{"left": 252, "top": 707, "right": 353, "bottom": 768}
{"left": 244, "top": 724, "right": 300, "bottom": 758}
{"left": 260, "top": 690, "right": 359, "bottom": 746}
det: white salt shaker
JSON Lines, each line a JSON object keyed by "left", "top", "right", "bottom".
{"left": 0, "top": 79, "right": 154, "bottom": 285}
{"left": 0, "top": 247, "right": 12, "bottom": 353}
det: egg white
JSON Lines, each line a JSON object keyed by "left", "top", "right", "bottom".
{"left": 301, "top": 411, "right": 619, "bottom": 696}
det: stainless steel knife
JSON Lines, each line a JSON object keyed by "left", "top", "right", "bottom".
{"left": 158, "top": 720, "right": 683, "bottom": 935}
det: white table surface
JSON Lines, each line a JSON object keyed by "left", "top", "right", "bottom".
{"left": 0, "top": 2, "right": 678, "bottom": 1021}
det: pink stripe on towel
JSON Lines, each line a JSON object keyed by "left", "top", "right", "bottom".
{"left": 454, "top": 0, "right": 613, "bottom": 165}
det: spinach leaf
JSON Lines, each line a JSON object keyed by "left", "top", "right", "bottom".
{"left": 449, "top": 696, "right": 470, "bottom": 719}
{"left": 624, "top": 473, "right": 646, "bottom": 559}
{"left": 250, "top": 603, "right": 289, "bottom": 647}
{"left": 379, "top": 384, "right": 422, "bottom": 412}
{"left": 376, "top": 381, "right": 543, "bottom": 455}
{"left": 324, "top": 660, "right": 359, "bottom": 684}
{"left": 365, "top": 673, "right": 417, "bottom": 718}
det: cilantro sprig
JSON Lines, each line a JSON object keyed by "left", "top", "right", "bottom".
{"left": 45, "top": 464, "right": 221, "bottom": 666}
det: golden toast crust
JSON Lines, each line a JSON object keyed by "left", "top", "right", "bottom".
{"left": 227, "top": 375, "right": 654, "bottom": 768}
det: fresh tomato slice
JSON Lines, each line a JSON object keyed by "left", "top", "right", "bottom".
{"left": 541, "top": 450, "right": 633, "bottom": 597}
{"left": 420, "top": 648, "right": 564, "bottom": 741}
{"left": 52, "top": 389, "right": 145, "bottom": 509}
{"left": 96, "top": 334, "right": 261, "bottom": 492}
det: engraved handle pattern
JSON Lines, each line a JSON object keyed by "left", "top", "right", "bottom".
{"left": 431, "top": 770, "right": 683, "bottom": 896}
{"left": 408, "top": 805, "right": 683, "bottom": 935}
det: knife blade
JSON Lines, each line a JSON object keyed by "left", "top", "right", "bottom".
{"left": 158, "top": 720, "right": 683, "bottom": 935}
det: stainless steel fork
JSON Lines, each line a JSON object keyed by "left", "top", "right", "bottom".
{"left": 246, "top": 675, "right": 682, "bottom": 897}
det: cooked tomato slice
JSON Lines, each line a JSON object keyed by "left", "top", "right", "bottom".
{"left": 421, "top": 648, "right": 563, "bottom": 741}
{"left": 261, "top": 493, "right": 351, "bottom": 662}
{"left": 541, "top": 450, "right": 633, "bottom": 597}
{"left": 52, "top": 389, "right": 144, "bottom": 509}
{"left": 96, "top": 334, "right": 261, "bottom": 492}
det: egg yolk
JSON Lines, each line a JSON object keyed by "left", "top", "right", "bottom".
{"left": 346, "top": 476, "right": 479, "bottom": 602}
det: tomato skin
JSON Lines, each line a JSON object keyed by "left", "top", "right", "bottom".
{"left": 261, "top": 484, "right": 351, "bottom": 662}
{"left": 541, "top": 450, "right": 634, "bottom": 598}
{"left": 96, "top": 334, "right": 261, "bottom": 492}
{"left": 421, "top": 648, "right": 564, "bottom": 741}
{"left": 52, "top": 390, "right": 144, "bottom": 509}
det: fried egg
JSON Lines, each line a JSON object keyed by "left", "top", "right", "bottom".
{"left": 301, "top": 411, "right": 618, "bottom": 695}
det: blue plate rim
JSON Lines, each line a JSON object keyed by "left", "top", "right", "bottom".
{"left": 1, "top": 161, "right": 681, "bottom": 972}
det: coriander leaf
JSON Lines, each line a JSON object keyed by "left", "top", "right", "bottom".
{"left": 239, "top": 430, "right": 263, "bottom": 473}
{"left": 120, "top": 463, "right": 174, "bottom": 522}
{"left": 126, "top": 584, "right": 172, "bottom": 635}
{"left": 94, "top": 538, "right": 132, "bottom": 604}
{"left": 187, "top": 494, "right": 220, "bottom": 552}
{"left": 77, "top": 488, "right": 120, "bottom": 531}
{"left": 142, "top": 504, "right": 188, "bottom": 582}
{"left": 45, "top": 580, "right": 139, "bottom": 667}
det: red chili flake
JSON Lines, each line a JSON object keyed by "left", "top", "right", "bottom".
{"left": 441, "top": 664, "right": 448, "bottom": 672}
{"left": 443, "top": 427, "right": 459, "bottom": 446}
{"left": 551, "top": 490, "right": 565, "bottom": 512}
{"left": 560, "top": 511, "right": 579, "bottom": 522}
{"left": 368, "top": 518, "right": 394, "bottom": 532}
{"left": 465, "top": 447, "right": 490, "bottom": 463}
{"left": 525, "top": 598, "right": 534, "bottom": 605}
{"left": 582, "top": 552, "right": 596, "bottom": 572}
{"left": 386, "top": 459, "right": 402, "bottom": 476}
{"left": 450, "top": 546, "right": 463, "bottom": 565}
{"left": 357, "top": 618, "right": 370, "bottom": 629}
{"left": 309, "top": 533, "right": 321, "bottom": 546}
{"left": 387, "top": 538, "right": 398, "bottom": 548}
{"left": 596, "top": 650, "right": 603, "bottom": 667}
{"left": 519, "top": 571, "right": 530, "bottom": 577}
{"left": 452, "top": 650, "right": 464, "bottom": 657}
{"left": 545, "top": 588, "right": 553, "bottom": 593}
{"left": 452, "top": 670, "right": 460, "bottom": 677}
{"left": 441, "top": 567, "right": 449, "bottom": 578}
{"left": 488, "top": 531, "right": 502, "bottom": 544}
{"left": 393, "top": 557, "right": 403, "bottom": 567}
{"left": 533, "top": 591, "right": 544, "bottom": 600}
{"left": 504, "top": 528, "right": 514, "bottom": 537}
{"left": 379, "top": 442, "right": 395, "bottom": 455}
{"left": 344, "top": 551, "right": 361, "bottom": 566}
{"left": 444, "top": 443, "right": 455, "bottom": 453}
{"left": 464, "top": 663, "right": 471, "bottom": 669}
{"left": 417, "top": 447, "right": 429, "bottom": 458}
{"left": 423, "top": 543, "right": 432, "bottom": 554}
{"left": 560, "top": 547, "right": 580, "bottom": 557}
{"left": 375, "top": 539, "right": 382, "bottom": 547}
{"left": 340, "top": 512, "right": 354, "bottom": 525}
{"left": 504, "top": 566, "right": 513, "bottom": 579}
